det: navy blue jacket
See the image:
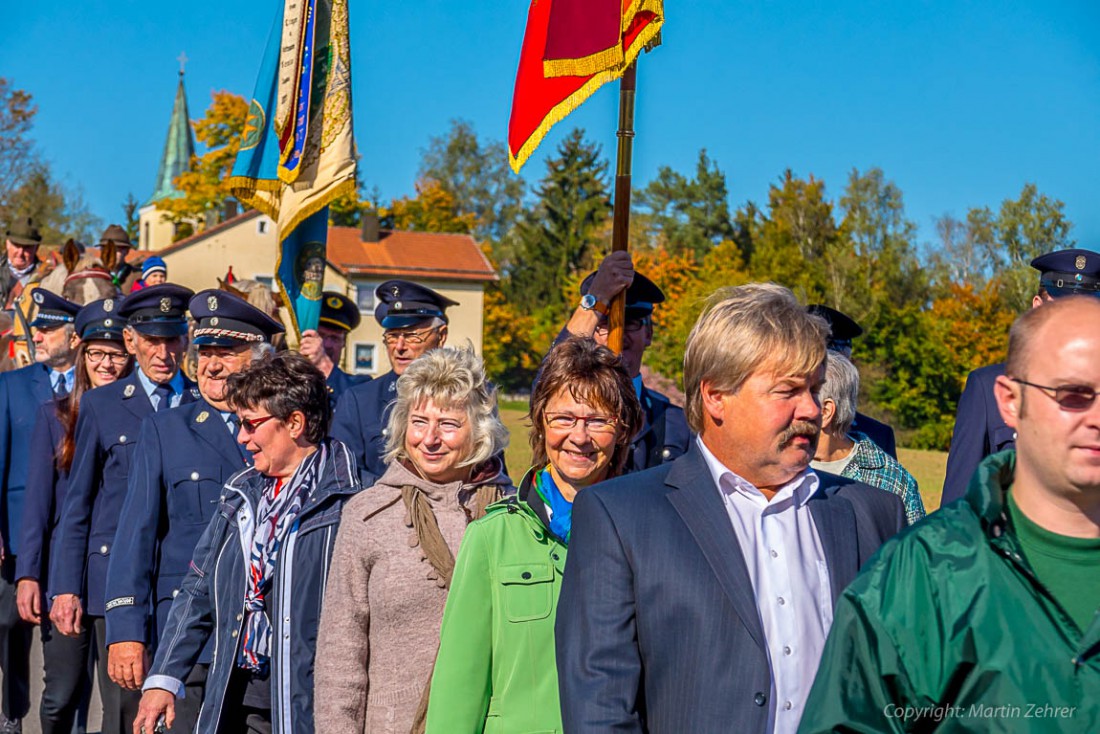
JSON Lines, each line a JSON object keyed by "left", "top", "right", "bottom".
{"left": 851, "top": 411, "right": 897, "bottom": 459}
{"left": 331, "top": 370, "right": 398, "bottom": 488}
{"left": 50, "top": 370, "right": 197, "bottom": 616}
{"left": 942, "top": 363, "right": 1011, "bottom": 505}
{"left": 16, "top": 401, "right": 67, "bottom": 591}
{"left": 555, "top": 444, "right": 906, "bottom": 734}
{"left": 0, "top": 363, "right": 54, "bottom": 556}
{"left": 105, "top": 398, "right": 251, "bottom": 658}
{"left": 325, "top": 367, "right": 370, "bottom": 406}
{"left": 144, "top": 439, "right": 361, "bottom": 734}
{"left": 628, "top": 386, "right": 692, "bottom": 473}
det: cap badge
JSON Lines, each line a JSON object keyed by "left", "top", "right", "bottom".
{"left": 326, "top": 296, "right": 341, "bottom": 309}
{"left": 208, "top": 295, "right": 219, "bottom": 311}
{"left": 104, "top": 299, "right": 114, "bottom": 312}
{"left": 124, "top": 384, "right": 135, "bottom": 398}
{"left": 159, "top": 297, "right": 171, "bottom": 313}
{"left": 1076, "top": 255, "right": 1087, "bottom": 270}
{"left": 104, "top": 319, "right": 113, "bottom": 327}
{"left": 196, "top": 411, "right": 209, "bottom": 424}
{"left": 33, "top": 291, "right": 44, "bottom": 305}
{"left": 210, "top": 317, "right": 219, "bottom": 326}
{"left": 391, "top": 285, "right": 400, "bottom": 298}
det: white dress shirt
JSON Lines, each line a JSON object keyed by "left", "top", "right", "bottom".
{"left": 696, "top": 437, "right": 832, "bottom": 734}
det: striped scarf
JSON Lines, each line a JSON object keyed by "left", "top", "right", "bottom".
{"left": 236, "top": 444, "right": 325, "bottom": 675}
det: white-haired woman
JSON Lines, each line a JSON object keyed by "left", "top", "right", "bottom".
{"left": 314, "top": 346, "right": 512, "bottom": 734}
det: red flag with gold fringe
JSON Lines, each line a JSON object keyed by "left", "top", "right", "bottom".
{"left": 508, "top": 0, "right": 663, "bottom": 173}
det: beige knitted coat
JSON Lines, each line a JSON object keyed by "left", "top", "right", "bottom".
{"left": 313, "top": 459, "right": 513, "bottom": 734}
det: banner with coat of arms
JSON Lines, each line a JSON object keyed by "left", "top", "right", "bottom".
{"left": 227, "top": 0, "right": 357, "bottom": 335}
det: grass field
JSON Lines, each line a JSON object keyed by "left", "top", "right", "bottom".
{"left": 500, "top": 403, "right": 947, "bottom": 512}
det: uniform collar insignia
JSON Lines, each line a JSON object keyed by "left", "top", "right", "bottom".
{"left": 123, "top": 384, "right": 135, "bottom": 398}
{"left": 196, "top": 410, "right": 209, "bottom": 423}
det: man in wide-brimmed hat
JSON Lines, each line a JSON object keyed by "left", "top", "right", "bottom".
{"left": 1, "top": 218, "right": 49, "bottom": 309}
{"left": 97, "top": 224, "right": 140, "bottom": 294}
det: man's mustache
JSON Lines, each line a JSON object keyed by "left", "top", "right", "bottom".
{"left": 779, "top": 421, "right": 820, "bottom": 446}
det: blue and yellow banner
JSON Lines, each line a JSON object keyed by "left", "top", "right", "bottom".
{"left": 228, "top": 0, "right": 356, "bottom": 336}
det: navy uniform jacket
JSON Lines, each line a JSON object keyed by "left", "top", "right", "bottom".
{"left": 326, "top": 367, "right": 370, "bottom": 405}
{"left": 332, "top": 370, "right": 398, "bottom": 488}
{"left": 0, "top": 363, "right": 54, "bottom": 557}
{"left": 555, "top": 446, "right": 906, "bottom": 733}
{"left": 15, "top": 401, "right": 66, "bottom": 592}
{"left": 105, "top": 399, "right": 251, "bottom": 658}
{"left": 850, "top": 411, "right": 897, "bottom": 459}
{"left": 942, "top": 363, "right": 1011, "bottom": 506}
{"left": 628, "top": 386, "right": 691, "bottom": 473}
{"left": 50, "top": 370, "right": 197, "bottom": 616}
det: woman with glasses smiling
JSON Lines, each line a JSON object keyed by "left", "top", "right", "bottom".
{"left": 424, "top": 337, "right": 642, "bottom": 734}
{"left": 16, "top": 298, "right": 132, "bottom": 734}
{"left": 134, "top": 353, "right": 362, "bottom": 734}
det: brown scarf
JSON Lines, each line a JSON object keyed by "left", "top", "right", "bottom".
{"left": 401, "top": 480, "right": 503, "bottom": 734}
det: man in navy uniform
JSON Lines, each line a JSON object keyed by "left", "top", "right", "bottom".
{"left": 299, "top": 290, "right": 370, "bottom": 402}
{"left": 332, "top": 280, "right": 457, "bottom": 487}
{"left": 561, "top": 252, "right": 691, "bottom": 472}
{"left": 0, "top": 289, "right": 80, "bottom": 732}
{"left": 942, "top": 248, "right": 1100, "bottom": 505}
{"left": 49, "top": 283, "right": 196, "bottom": 734}
{"left": 807, "top": 304, "right": 897, "bottom": 458}
{"left": 103, "top": 289, "right": 282, "bottom": 733}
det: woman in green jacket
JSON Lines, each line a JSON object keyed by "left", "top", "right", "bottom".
{"left": 426, "top": 337, "right": 644, "bottom": 734}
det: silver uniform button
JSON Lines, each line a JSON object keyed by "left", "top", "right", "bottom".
{"left": 100, "top": 545, "right": 108, "bottom": 554}
{"left": 119, "top": 435, "right": 127, "bottom": 443}
{"left": 231, "top": 630, "right": 238, "bottom": 638}
{"left": 190, "top": 471, "right": 200, "bottom": 481}
{"left": 172, "top": 589, "right": 179, "bottom": 598}
{"left": 381, "top": 427, "right": 390, "bottom": 437}
{"left": 661, "top": 448, "right": 671, "bottom": 459}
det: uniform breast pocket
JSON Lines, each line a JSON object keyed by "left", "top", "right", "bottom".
{"left": 104, "top": 438, "right": 137, "bottom": 483}
{"left": 499, "top": 563, "right": 554, "bottom": 622}
{"left": 167, "top": 468, "right": 223, "bottom": 524}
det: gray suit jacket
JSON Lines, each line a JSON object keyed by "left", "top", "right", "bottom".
{"left": 555, "top": 443, "right": 906, "bottom": 734}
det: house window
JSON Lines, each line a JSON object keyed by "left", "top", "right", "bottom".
{"left": 355, "top": 282, "right": 377, "bottom": 312}
{"left": 354, "top": 343, "right": 377, "bottom": 375}
{"left": 257, "top": 219, "right": 269, "bottom": 235}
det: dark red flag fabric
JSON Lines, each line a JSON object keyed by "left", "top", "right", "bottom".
{"left": 508, "top": 0, "right": 663, "bottom": 173}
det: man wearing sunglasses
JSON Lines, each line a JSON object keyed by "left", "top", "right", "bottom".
{"left": 0, "top": 288, "right": 80, "bottom": 733}
{"left": 50, "top": 283, "right": 197, "bottom": 734}
{"left": 332, "top": 279, "right": 457, "bottom": 487}
{"left": 801, "top": 294, "right": 1100, "bottom": 733}
{"left": 554, "top": 251, "right": 691, "bottom": 473}
{"left": 101, "top": 290, "right": 283, "bottom": 734}
{"left": 943, "top": 248, "right": 1100, "bottom": 505}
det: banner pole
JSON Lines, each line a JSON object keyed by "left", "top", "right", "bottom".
{"left": 607, "top": 61, "right": 637, "bottom": 355}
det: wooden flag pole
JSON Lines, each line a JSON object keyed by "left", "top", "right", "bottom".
{"left": 607, "top": 61, "right": 637, "bottom": 355}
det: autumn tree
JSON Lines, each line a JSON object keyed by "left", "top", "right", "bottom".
{"left": 156, "top": 91, "right": 248, "bottom": 235}
{"left": 635, "top": 149, "right": 734, "bottom": 258}
{"left": 383, "top": 179, "right": 476, "bottom": 233}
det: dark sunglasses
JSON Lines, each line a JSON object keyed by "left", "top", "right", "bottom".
{"left": 1012, "top": 378, "right": 1100, "bottom": 411}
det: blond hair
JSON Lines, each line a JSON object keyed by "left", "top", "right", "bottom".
{"left": 683, "top": 283, "right": 829, "bottom": 432}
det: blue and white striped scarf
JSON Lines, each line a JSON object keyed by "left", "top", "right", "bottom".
{"left": 236, "top": 444, "right": 325, "bottom": 675}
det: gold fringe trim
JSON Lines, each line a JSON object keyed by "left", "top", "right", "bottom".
{"left": 624, "top": 0, "right": 663, "bottom": 33}
{"left": 225, "top": 176, "right": 282, "bottom": 221}
{"left": 510, "top": 16, "right": 663, "bottom": 174}
{"left": 543, "top": 43, "right": 623, "bottom": 80}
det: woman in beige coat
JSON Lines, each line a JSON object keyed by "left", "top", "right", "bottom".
{"left": 314, "top": 346, "right": 512, "bottom": 734}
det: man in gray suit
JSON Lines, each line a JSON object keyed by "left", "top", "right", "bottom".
{"left": 556, "top": 283, "right": 907, "bottom": 734}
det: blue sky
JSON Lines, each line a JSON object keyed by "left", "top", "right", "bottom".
{"left": 6, "top": 1, "right": 1099, "bottom": 249}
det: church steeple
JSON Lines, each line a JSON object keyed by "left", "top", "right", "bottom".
{"left": 148, "top": 67, "right": 196, "bottom": 204}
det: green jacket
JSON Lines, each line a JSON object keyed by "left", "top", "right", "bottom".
{"left": 426, "top": 471, "right": 567, "bottom": 734}
{"left": 799, "top": 451, "right": 1100, "bottom": 733}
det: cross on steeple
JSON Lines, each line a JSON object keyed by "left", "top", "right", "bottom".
{"left": 177, "top": 51, "right": 188, "bottom": 76}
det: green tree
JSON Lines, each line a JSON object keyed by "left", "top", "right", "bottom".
{"left": 505, "top": 129, "right": 611, "bottom": 319}
{"left": 0, "top": 78, "right": 37, "bottom": 221}
{"left": 122, "top": 193, "right": 141, "bottom": 241}
{"left": 635, "top": 149, "right": 734, "bottom": 259}
{"left": 419, "top": 119, "right": 525, "bottom": 246}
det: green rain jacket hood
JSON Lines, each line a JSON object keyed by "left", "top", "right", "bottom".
{"left": 798, "top": 450, "right": 1100, "bottom": 733}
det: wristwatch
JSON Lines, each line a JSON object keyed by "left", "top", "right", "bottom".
{"left": 580, "top": 293, "right": 609, "bottom": 316}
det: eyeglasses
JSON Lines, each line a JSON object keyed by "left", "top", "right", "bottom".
{"left": 85, "top": 349, "right": 129, "bottom": 365}
{"left": 544, "top": 413, "right": 618, "bottom": 434}
{"left": 238, "top": 414, "right": 279, "bottom": 433}
{"left": 594, "top": 318, "right": 648, "bottom": 337}
{"left": 382, "top": 327, "right": 440, "bottom": 345}
{"left": 1012, "top": 378, "right": 1100, "bottom": 411}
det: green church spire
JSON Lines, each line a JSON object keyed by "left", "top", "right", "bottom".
{"left": 149, "top": 70, "right": 196, "bottom": 204}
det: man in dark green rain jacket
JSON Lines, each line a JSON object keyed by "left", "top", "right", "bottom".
{"left": 800, "top": 296, "right": 1100, "bottom": 734}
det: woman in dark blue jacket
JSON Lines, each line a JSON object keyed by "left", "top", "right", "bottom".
{"left": 135, "top": 353, "right": 362, "bottom": 734}
{"left": 15, "top": 299, "right": 132, "bottom": 734}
